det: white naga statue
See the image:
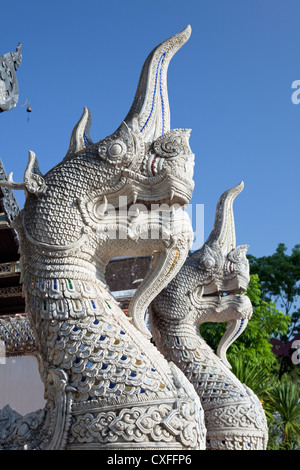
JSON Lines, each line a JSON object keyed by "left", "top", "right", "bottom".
{"left": 0, "top": 26, "right": 268, "bottom": 450}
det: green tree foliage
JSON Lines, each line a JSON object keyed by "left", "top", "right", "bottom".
{"left": 248, "top": 243, "right": 300, "bottom": 340}
{"left": 224, "top": 356, "right": 300, "bottom": 449}
{"left": 229, "top": 355, "right": 276, "bottom": 397}
{"left": 248, "top": 244, "right": 300, "bottom": 379}
{"left": 264, "top": 381, "right": 300, "bottom": 450}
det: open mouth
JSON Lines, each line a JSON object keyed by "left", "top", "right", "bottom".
{"left": 120, "top": 169, "right": 194, "bottom": 209}
{"left": 190, "top": 286, "right": 252, "bottom": 317}
{"left": 137, "top": 192, "right": 190, "bottom": 210}
{"left": 195, "top": 282, "right": 249, "bottom": 303}
{"left": 196, "top": 271, "right": 250, "bottom": 300}
{"left": 201, "top": 290, "right": 246, "bottom": 298}
{"left": 136, "top": 179, "right": 194, "bottom": 209}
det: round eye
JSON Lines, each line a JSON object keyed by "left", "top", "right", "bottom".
{"left": 107, "top": 140, "right": 127, "bottom": 160}
{"left": 109, "top": 143, "right": 123, "bottom": 156}
{"left": 203, "top": 257, "right": 215, "bottom": 269}
{"left": 203, "top": 259, "right": 215, "bottom": 269}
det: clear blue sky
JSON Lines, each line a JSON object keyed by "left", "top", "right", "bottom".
{"left": 1, "top": 0, "right": 299, "bottom": 258}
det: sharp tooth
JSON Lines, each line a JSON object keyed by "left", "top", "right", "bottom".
{"left": 170, "top": 189, "right": 175, "bottom": 201}
{"left": 198, "top": 286, "right": 204, "bottom": 298}
{"left": 132, "top": 191, "right": 138, "bottom": 203}
{"left": 103, "top": 196, "right": 108, "bottom": 212}
{"left": 97, "top": 196, "right": 108, "bottom": 217}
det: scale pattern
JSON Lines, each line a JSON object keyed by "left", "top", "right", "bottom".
{"left": 150, "top": 321, "right": 268, "bottom": 450}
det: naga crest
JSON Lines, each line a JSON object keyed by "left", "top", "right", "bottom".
{"left": 0, "top": 43, "right": 22, "bottom": 112}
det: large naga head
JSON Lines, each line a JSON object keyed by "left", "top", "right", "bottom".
{"left": 0, "top": 27, "right": 195, "bottom": 338}
{"left": 65, "top": 24, "right": 194, "bottom": 209}
{"left": 1, "top": 26, "right": 194, "bottom": 204}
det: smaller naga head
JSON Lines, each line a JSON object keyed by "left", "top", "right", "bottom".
{"left": 150, "top": 182, "right": 253, "bottom": 368}
{"left": 188, "top": 182, "right": 253, "bottom": 368}
{"left": 194, "top": 183, "right": 250, "bottom": 296}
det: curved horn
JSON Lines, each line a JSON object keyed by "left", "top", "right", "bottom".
{"left": 65, "top": 106, "right": 93, "bottom": 158}
{"left": 0, "top": 151, "right": 46, "bottom": 196}
{"left": 124, "top": 25, "right": 191, "bottom": 142}
{"left": 206, "top": 181, "right": 244, "bottom": 254}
